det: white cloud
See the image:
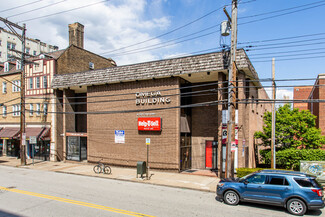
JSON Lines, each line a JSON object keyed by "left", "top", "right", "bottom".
{"left": 1, "top": 0, "right": 171, "bottom": 65}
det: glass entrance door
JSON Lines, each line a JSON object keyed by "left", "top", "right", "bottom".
{"left": 66, "top": 136, "right": 87, "bottom": 161}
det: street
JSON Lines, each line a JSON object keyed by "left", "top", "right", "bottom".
{"left": 0, "top": 166, "right": 322, "bottom": 217}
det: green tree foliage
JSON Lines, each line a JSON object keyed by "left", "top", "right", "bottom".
{"left": 255, "top": 104, "right": 325, "bottom": 149}
{"left": 260, "top": 148, "right": 325, "bottom": 170}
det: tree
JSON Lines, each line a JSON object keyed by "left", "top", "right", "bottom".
{"left": 255, "top": 104, "right": 325, "bottom": 149}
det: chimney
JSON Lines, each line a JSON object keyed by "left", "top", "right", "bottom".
{"left": 69, "top": 22, "right": 84, "bottom": 48}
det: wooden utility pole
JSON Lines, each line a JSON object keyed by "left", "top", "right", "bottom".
{"left": 225, "top": 0, "right": 238, "bottom": 178}
{"left": 0, "top": 17, "right": 27, "bottom": 165}
{"left": 20, "top": 24, "right": 26, "bottom": 165}
{"left": 271, "top": 58, "right": 276, "bottom": 169}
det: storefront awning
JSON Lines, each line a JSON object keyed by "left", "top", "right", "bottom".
{"left": 181, "top": 116, "right": 190, "bottom": 133}
{"left": 15, "top": 127, "right": 47, "bottom": 139}
{"left": 39, "top": 127, "right": 51, "bottom": 140}
{"left": 0, "top": 127, "right": 20, "bottom": 139}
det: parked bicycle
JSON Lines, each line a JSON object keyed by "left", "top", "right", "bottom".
{"left": 93, "top": 159, "right": 111, "bottom": 174}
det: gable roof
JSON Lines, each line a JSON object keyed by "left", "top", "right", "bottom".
{"left": 51, "top": 49, "right": 257, "bottom": 89}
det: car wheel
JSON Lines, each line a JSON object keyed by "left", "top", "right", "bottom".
{"left": 287, "top": 198, "right": 306, "bottom": 216}
{"left": 223, "top": 190, "right": 239, "bottom": 205}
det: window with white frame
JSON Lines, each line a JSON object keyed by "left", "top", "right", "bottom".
{"left": 12, "top": 80, "right": 21, "bottom": 92}
{"left": 36, "top": 77, "right": 40, "bottom": 89}
{"left": 2, "top": 82, "right": 7, "bottom": 93}
{"left": 26, "top": 48, "right": 30, "bottom": 54}
{"left": 4, "top": 62, "right": 9, "bottom": 72}
{"left": 43, "top": 76, "right": 48, "bottom": 88}
{"left": 43, "top": 103, "right": 48, "bottom": 115}
{"left": 33, "top": 51, "right": 36, "bottom": 56}
{"left": 2, "top": 106, "right": 7, "bottom": 117}
{"left": 30, "top": 104, "right": 33, "bottom": 116}
{"left": 29, "top": 78, "right": 33, "bottom": 89}
{"left": 16, "top": 60, "right": 21, "bottom": 70}
{"left": 36, "top": 103, "right": 40, "bottom": 115}
{"left": 12, "top": 104, "right": 21, "bottom": 116}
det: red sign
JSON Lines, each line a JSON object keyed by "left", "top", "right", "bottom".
{"left": 138, "top": 117, "right": 161, "bottom": 131}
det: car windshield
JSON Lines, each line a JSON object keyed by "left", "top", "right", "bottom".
{"left": 239, "top": 173, "right": 254, "bottom": 182}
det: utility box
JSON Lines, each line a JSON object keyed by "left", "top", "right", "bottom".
{"left": 137, "top": 161, "right": 147, "bottom": 178}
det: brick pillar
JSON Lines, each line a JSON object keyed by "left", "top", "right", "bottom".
{"left": 63, "top": 89, "right": 75, "bottom": 161}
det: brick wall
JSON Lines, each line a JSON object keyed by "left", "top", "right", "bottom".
{"left": 56, "top": 45, "right": 115, "bottom": 75}
{"left": 87, "top": 78, "right": 181, "bottom": 170}
{"left": 293, "top": 86, "right": 312, "bottom": 111}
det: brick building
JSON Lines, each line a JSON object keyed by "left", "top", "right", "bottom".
{"left": 293, "top": 86, "right": 312, "bottom": 111}
{"left": 0, "top": 22, "right": 116, "bottom": 160}
{"left": 51, "top": 49, "right": 271, "bottom": 175}
{"left": 0, "top": 27, "right": 58, "bottom": 62}
{"left": 308, "top": 74, "right": 325, "bottom": 135}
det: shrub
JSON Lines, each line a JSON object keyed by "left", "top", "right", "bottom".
{"left": 236, "top": 168, "right": 264, "bottom": 178}
{"left": 259, "top": 148, "right": 325, "bottom": 170}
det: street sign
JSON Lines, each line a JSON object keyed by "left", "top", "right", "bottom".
{"left": 22, "top": 133, "right": 26, "bottom": 146}
{"left": 231, "top": 142, "right": 236, "bottom": 152}
{"left": 29, "top": 136, "right": 37, "bottom": 144}
{"left": 146, "top": 138, "right": 150, "bottom": 145}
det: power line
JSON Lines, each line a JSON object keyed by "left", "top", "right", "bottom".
{"left": 239, "top": 0, "right": 325, "bottom": 19}
{"left": 0, "top": 0, "right": 46, "bottom": 13}
{"left": 250, "top": 51, "right": 325, "bottom": 60}
{"left": 238, "top": 32, "right": 325, "bottom": 45}
{"left": 252, "top": 55, "right": 325, "bottom": 63}
{"left": 100, "top": 6, "right": 225, "bottom": 55}
{"left": 101, "top": 24, "right": 219, "bottom": 56}
{"left": 239, "top": 1, "right": 325, "bottom": 25}
{"left": 16, "top": 0, "right": 110, "bottom": 23}
{"left": 7, "top": 0, "right": 68, "bottom": 19}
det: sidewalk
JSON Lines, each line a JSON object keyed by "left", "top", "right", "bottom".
{"left": 0, "top": 156, "right": 220, "bottom": 193}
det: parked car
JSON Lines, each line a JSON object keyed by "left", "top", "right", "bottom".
{"left": 216, "top": 170, "right": 325, "bottom": 216}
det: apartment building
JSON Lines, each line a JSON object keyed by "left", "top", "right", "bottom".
{"left": 0, "top": 27, "right": 59, "bottom": 62}
{"left": 0, "top": 22, "right": 116, "bottom": 160}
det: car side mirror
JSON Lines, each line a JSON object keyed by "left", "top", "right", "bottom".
{"left": 244, "top": 180, "right": 249, "bottom": 185}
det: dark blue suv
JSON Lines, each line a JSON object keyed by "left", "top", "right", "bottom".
{"left": 217, "top": 170, "right": 324, "bottom": 216}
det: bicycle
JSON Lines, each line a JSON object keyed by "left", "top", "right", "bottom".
{"left": 93, "top": 159, "right": 111, "bottom": 174}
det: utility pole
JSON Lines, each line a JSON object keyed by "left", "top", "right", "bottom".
{"left": 20, "top": 24, "right": 26, "bottom": 165}
{"left": 0, "top": 17, "right": 27, "bottom": 165}
{"left": 271, "top": 58, "right": 276, "bottom": 169}
{"left": 225, "top": 0, "right": 238, "bottom": 178}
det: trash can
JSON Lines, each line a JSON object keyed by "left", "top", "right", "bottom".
{"left": 137, "top": 161, "right": 147, "bottom": 178}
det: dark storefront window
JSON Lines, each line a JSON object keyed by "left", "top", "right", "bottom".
{"left": 67, "top": 136, "right": 87, "bottom": 161}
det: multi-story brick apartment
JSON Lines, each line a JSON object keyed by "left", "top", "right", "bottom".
{"left": 51, "top": 49, "right": 271, "bottom": 175}
{"left": 308, "top": 74, "right": 325, "bottom": 136}
{"left": 0, "top": 22, "right": 116, "bottom": 160}
{"left": 0, "top": 27, "right": 59, "bottom": 62}
{"left": 293, "top": 86, "right": 313, "bottom": 111}
{"left": 293, "top": 74, "right": 325, "bottom": 136}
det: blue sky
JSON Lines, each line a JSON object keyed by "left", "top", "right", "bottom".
{"left": 1, "top": 0, "right": 324, "bottom": 98}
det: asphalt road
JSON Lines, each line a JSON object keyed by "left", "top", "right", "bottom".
{"left": 0, "top": 166, "right": 323, "bottom": 217}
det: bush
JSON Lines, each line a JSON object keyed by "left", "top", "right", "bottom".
{"left": 259, "top": 148, "right": 325, "bottom": 170}
{"left": 236, "top": 168, "right": 264, "bottom": 178}
{"left": 236, "top": 168, "right": 293, "bottom": 178}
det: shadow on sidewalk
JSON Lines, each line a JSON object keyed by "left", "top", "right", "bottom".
{"left": 0, "top": 160, "right": 9, "bottom": 163}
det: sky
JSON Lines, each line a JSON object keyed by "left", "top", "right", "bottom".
{"left": 1, "top": 0, "right": 325, "bottom": 100}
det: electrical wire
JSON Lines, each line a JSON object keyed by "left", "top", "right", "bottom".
{"left": 239, "top": 0, "right": 325, "bottom": 19}
{"left": 16, "top": 0, "right": 110, "bottom": 23}
{"left": 0, "top": 0, "right": 45, "bottom": 13}
{"left": 6, "top": 0, "right": 68, "bottom": 19}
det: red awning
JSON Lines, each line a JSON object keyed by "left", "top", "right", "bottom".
{"left": 0, "top": 127, "right": 20, "bottom": 138}
{"left": 39, "top": 127, "right": 51, "bottom": 140}
{"left": 16, "top": 127, "right": 47, "bottom": 139}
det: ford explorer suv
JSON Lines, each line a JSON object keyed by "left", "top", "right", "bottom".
{"left": 216, "top": 170, "right": 324, "bottom": 216}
